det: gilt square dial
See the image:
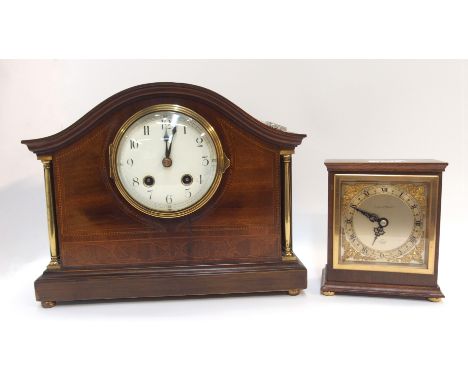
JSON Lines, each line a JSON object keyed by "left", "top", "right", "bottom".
{"left": 333, "top": 174, "right": 439, "bottom": 274}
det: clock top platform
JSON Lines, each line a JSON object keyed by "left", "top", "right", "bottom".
{"left": 325, "top": 159, "right": 448, "bottom": 172}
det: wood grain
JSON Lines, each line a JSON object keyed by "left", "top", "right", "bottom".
{"left": 22, "top": 82, "right": 306, "bottom": 155}
{"left": 50, "top": 99, "right": 284, "bottom": 267}
{"left": 321, "top": 267, "right": 444, "bottom": 299}
{"left": 22, "top": 83, "right": 307, "bottom": 305}
{"left": 323, "top": 160, "right": 447, "bottom": 299}
{"left": 35, "top": 261, "right": 307, "bottom": 304}
{"left": 325, "top": 159, "right": 448, "bottom": 173}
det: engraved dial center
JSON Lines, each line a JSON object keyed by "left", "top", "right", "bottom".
{"left": 342, "top": 184, "right": 425, "bottom": 263}
{"left": 353, "top": 194, "right": 412, "bottom": 250}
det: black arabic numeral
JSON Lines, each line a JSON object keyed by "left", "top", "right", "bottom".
{"left": 143, "top": 125, "right": 150, "bottom": 135}
{"left": 161, "top": 118, "right": 170, "bottom": 130}
{"left": 130, "top": 139, "right": 139, "bottom": 149}
{"left": 133, "top": 177, "right": 139, "bottom": 186}
{"left": 196, "top": 137, "right": 203, "bottom": 147}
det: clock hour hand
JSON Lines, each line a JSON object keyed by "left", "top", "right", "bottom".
{"left": 372, "top": 226, "right": 386, "bottom": 245}
{"left": 162, "top": 126, "right": 177, "bottom": 168}
{"left": 163, "top": 128, "right": 170, "bottom": 158}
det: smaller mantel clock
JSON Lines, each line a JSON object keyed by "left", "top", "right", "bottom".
{"left": 321, "top": 160, "right": 447, "bottom": 301}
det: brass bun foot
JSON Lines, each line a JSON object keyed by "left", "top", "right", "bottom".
{"left": 288, "top": 288, "right": 301, "bottom": 296}
{"left": 427, "top": 297, "right": 442, "bottom": 303}
{"left": 321, "top": 291, "right": 335, "bottom": 296}
{"left": 41, "top": 301, "right": 56, "bottom": 309}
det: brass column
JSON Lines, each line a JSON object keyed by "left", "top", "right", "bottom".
{"left": 39, "top": 156, "right": 60, "bottom": 270}
{"left": 281, "top": 150, "right": 297, "bottom": 262}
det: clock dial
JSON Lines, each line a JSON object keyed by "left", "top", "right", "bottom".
{"left": 112, "top": 105, "right": 225, "bottom": 217}
{"left": 341, "top": 183, "right": 426, "bottom": 265}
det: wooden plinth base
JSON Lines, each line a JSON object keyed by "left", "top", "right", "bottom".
{"left": 35, "top": 260, "right": 307, "bottom": 307}
{"left": 320, "top": 267, "right": 444, "bottom": 301}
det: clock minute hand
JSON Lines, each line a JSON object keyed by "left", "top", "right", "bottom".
{"left": 167, "top": 126, "right": 177, "bottom": 158}
{"left": 351, "top": 205, "right": 389, "bottom": 246}
{"left": 351, "top": 205, "right": 380, "bottom": 223}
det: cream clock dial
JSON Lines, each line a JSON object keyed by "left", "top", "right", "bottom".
{"left": 111, "top": 105, "right": 228, "bottom": 218}
{"left": 341, "top": 184, "right": 426, "bottom": 265}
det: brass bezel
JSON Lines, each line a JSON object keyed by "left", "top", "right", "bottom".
{"left": 110, "top": 104, "right": 229, "bottom": 219}
{"left": 332, "top": 174, "right": 439, "bottom": 274}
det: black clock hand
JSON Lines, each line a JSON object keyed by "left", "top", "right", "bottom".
{"left": 351, "top": 205, "right": 389, "bottom": 246}
{"left": 167, "top": 126, "right": 177, "bottom": 157}
{"left": 163, "top": 128, "right": 170, "bottom": 158}
{"left": 351, "top": 205, "right": 380, "bottom": 223}
{"left": 372, "top": 225, "right": 386, "bottom": 245}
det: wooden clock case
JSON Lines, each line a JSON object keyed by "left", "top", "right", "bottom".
{"left": 22, "top": 83, "right": 307, "bottom": 307}
{"left": 321, "top": 160, "right": 447, "bottom": 301}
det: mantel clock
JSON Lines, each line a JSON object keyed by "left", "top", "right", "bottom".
{"left": 22, "top": 83, "right": 307, "bottom": 308}
{"left": 321, "top": 160, "right": 447, "bottom": 301}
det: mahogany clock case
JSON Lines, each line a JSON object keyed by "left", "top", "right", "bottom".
{"left": 22, "top": 83, "right": 307, "bottom": 307}
{"left": 321, "top": 160, "right": 448, "bottom": 301}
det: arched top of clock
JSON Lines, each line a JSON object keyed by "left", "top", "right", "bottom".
{"left": 21, "top": 82, "right": 307, "bottom": 156}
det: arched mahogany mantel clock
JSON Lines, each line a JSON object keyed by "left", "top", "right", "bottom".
{"left": 22, "top": 83, "right": 307, "bottom": 308}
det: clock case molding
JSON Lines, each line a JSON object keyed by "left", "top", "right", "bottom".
{"left": 321, "top": 160, "right": 448, "bottom": 301}
{"left": 22, "top": 82, "right": 307, "bottom": 307}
